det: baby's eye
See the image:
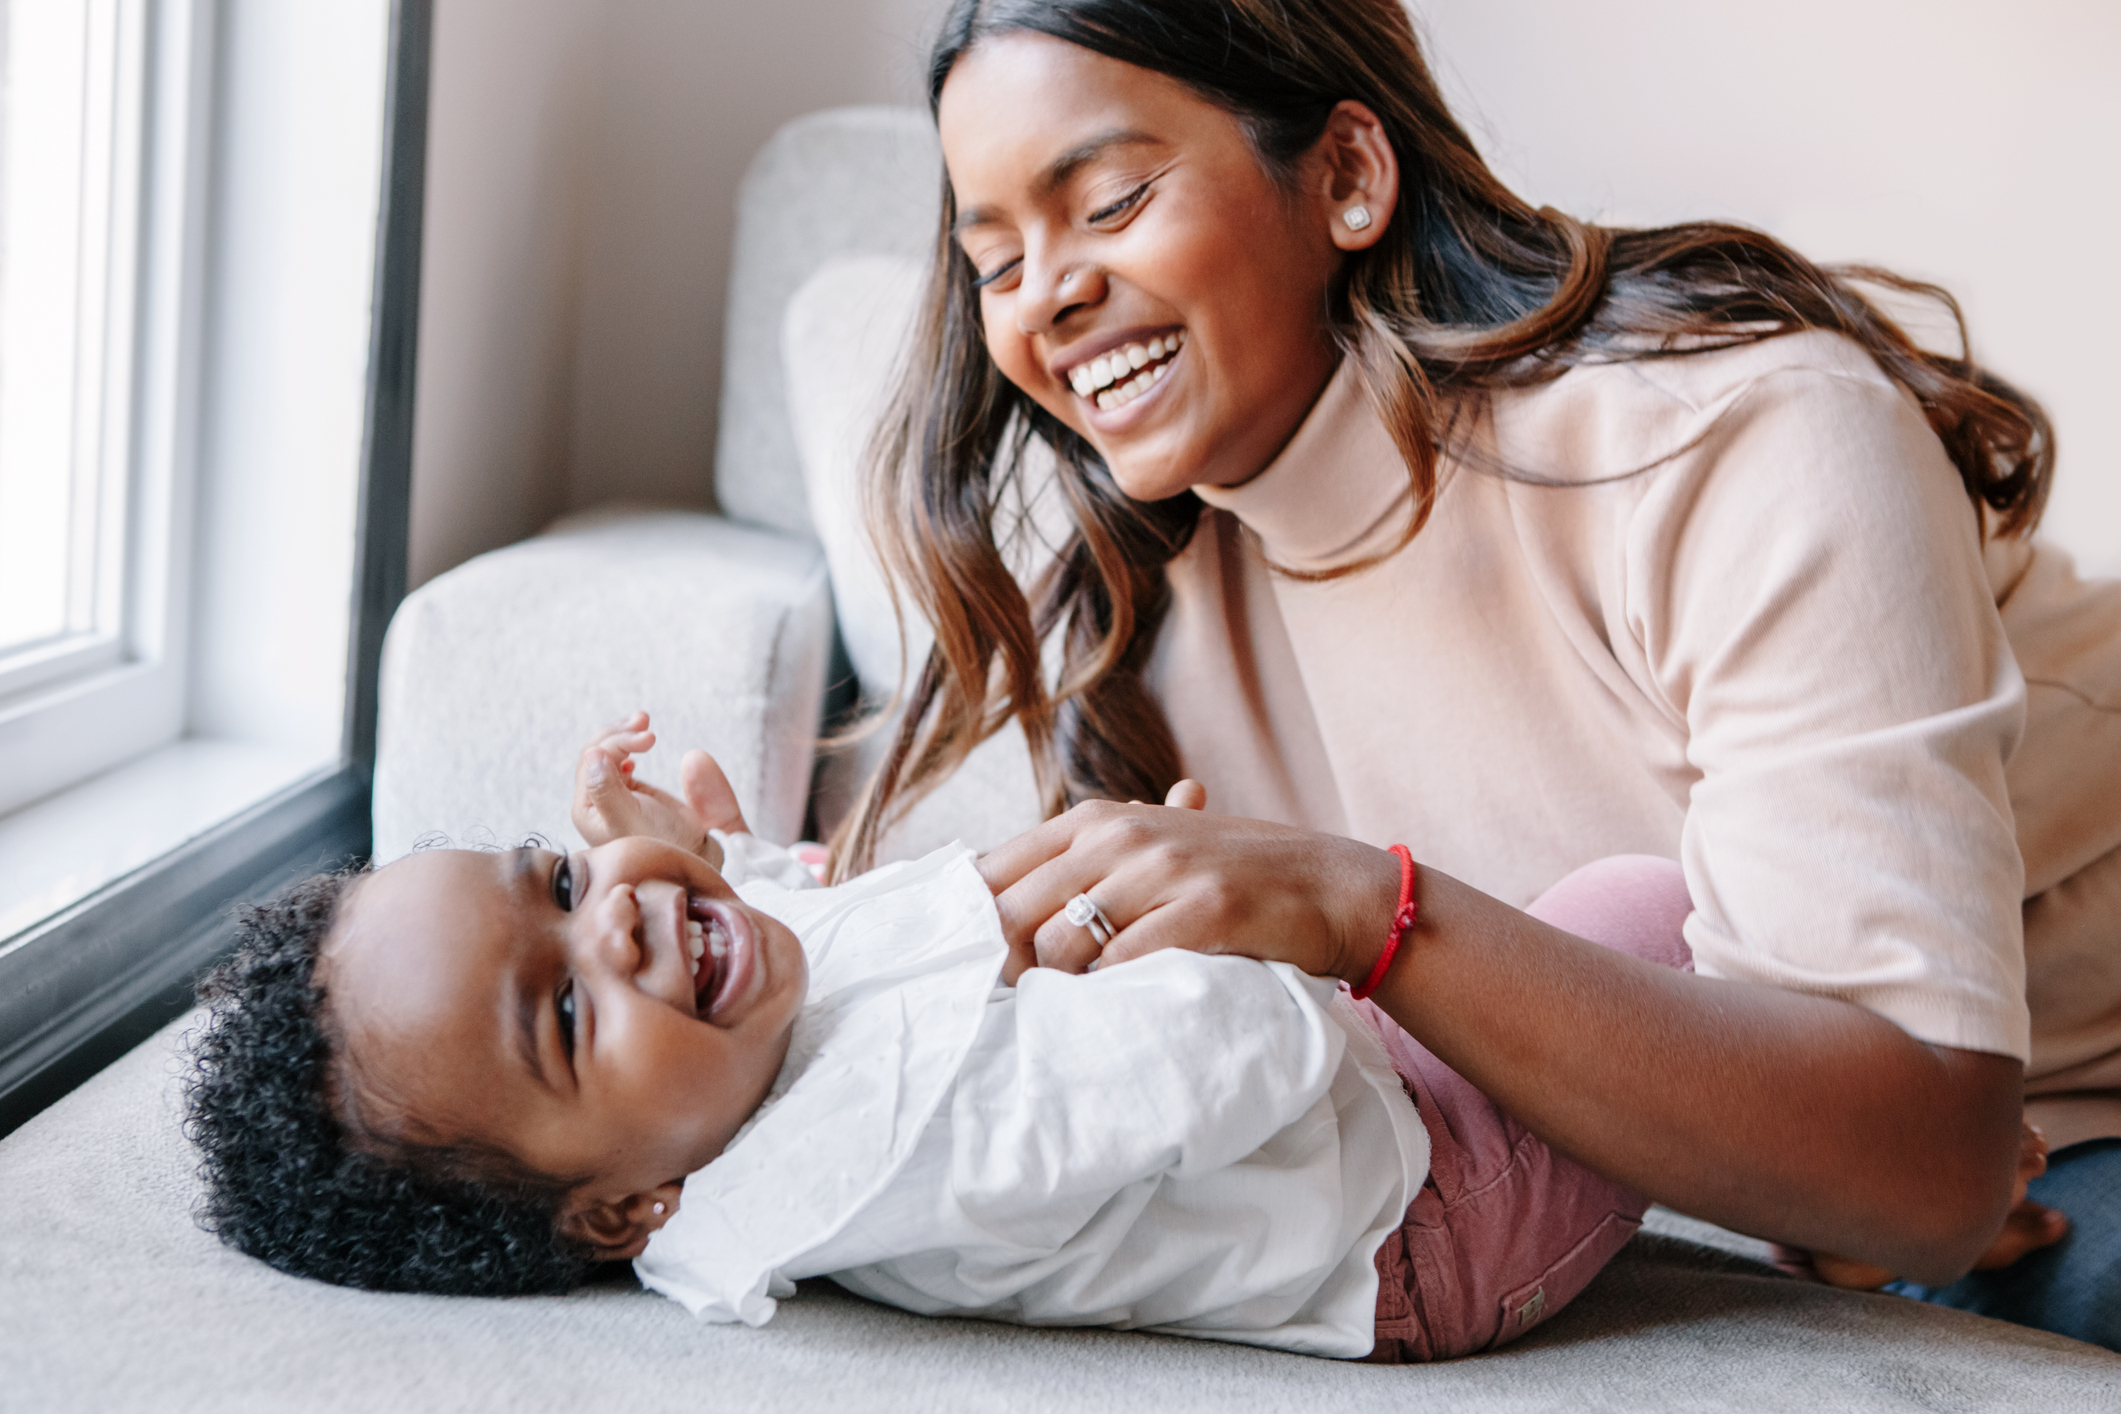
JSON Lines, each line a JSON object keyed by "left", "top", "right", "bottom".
{"left": 551, "top": 857, "right": 576, "bottom": 911}
{"left": 557, "top": 982, "right": 577, "bottom": 1058}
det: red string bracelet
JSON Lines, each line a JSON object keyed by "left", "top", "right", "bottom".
{"left": 1351, "top": 845, "right": 1418, "bottom": 1001}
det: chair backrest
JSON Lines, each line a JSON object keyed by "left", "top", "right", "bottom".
{"left": 714, "top": 107, "right": 941, "bottom": 539}
{"left": 721, "top": 107, "right": 1046, "bottom": 859}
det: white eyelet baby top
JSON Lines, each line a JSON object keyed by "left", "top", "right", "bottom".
{"left": 634, "top": 839, "right": 1429, "bottom": 1358}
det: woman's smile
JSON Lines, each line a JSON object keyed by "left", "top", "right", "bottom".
{"left": 939, "top": 32, "right": 1346, "bottom": 501}
{"left": 1061, "top": 327, "right": 1185, "bottom": 411}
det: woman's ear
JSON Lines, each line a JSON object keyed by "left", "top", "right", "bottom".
{"left": 557, "top": 1182, "right": 684, "bottom": 1262}
{"left": 1313, "top": 99, "right": 1399, "bottom": 254}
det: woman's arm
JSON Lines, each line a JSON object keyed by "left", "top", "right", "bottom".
{"left": 979, "top": 802, "right": 2024, "bottom": 1284}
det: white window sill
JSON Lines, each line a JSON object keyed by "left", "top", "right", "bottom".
{"left": 0, "top": 738, "right": 335, "bottom": 949}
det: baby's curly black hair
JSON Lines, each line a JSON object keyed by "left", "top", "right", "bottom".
{"left": 184, "top": 869, "right": 595, "bottom": 1295}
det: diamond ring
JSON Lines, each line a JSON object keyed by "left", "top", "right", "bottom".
{"left": 1063, "top": 892, "right": 1116, "bottom": 949}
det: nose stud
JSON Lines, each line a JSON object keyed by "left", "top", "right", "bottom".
{"left": 1342, "top": 206, "right": 1373, "bottom": 232}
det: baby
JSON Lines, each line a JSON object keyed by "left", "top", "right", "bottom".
{"left": 186, "top": 714, "right": 1685, "bottom": 1359}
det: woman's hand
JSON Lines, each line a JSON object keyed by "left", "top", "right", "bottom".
{"left": 571, "top": 711, "right": 749, "bottom": 865}
{"left": 987, "top": 788, "right": 2024, "bottom": 1283}
{"left": 977, "top": 782, "right": 1403, "bottom": 981}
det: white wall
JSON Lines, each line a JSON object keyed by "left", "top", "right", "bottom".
{"left": 1415, "top": 0, "right": 2121, "bottom": 575}
{"left": 409, "top": 0, "right": 939, "bottom": 588}
{"left": 411, "top": 0, "right": 2121, "bottom": 585}
{"left": 404, "top": 0, "right": 596, "bottom": 589}
{"left": 564, "top": 0, "right": 941, "bottom": 517}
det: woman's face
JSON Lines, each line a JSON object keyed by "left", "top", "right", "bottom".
{"left": 937, "top": 32, "right": 1351, "bottom": 501}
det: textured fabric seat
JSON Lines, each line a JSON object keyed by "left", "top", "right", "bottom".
{"left": 5, "top": 108, "right": 2117, "bottom": 1411}
{"left": 5, "top": 1016, "right": 2117, "bottom": 1411}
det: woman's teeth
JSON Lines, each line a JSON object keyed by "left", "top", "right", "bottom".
{"left": 1069, "top": 330, "right": 1184, "bottom": 409}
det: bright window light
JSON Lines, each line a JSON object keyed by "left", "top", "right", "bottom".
{"left": 0, "top": 0, "right": 144, "bottom": 697}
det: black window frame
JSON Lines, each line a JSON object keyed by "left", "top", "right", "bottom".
{"left": 0, "top": 0, "right": 432, "bottom": 1138}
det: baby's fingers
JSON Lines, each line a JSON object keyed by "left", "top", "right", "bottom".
{"left": 680, "top": 750, "right": 748, "bottom": 835}
{"left": 592, "top": 709, "right": 651, "bottom": 737}
{"left": 595, "top": 727, "right": 656, "bottom": 757}
{"left": 573, "top": 742, "right": 640, "bottom": 843}
{"left": 589, "top": 710, "right": 656, "bottom": 765}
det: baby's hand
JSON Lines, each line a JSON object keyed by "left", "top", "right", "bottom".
{"left": 571, "top": 711, "right": 750, "bottom": 863}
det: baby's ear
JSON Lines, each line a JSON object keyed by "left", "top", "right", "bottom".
{"left": 557, "top": 1182, "right": 684, "bottom": 1261}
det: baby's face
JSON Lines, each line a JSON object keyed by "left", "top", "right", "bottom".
{"left": 322, "top": 837, "right": 807, "bottom": 1220}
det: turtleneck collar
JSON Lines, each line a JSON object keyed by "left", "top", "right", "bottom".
{"left": 1190, "top": 359, "right": 1415, "bottom": 574}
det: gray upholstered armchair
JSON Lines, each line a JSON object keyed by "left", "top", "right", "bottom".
{"left": 374, "top": 108, "right": 1043, "bottom": 871}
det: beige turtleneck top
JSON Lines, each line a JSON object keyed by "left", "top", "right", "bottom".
{"left": 1149, "top": 331, "right": 2121, "bottom": 1148}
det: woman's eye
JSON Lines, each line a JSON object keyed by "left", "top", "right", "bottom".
{"left": 557, "top": 983, "right": 577, "bottom": 1057}
{"left": 971, "top": 255, "right": 1021, "bottom": 290}
{"left": 1088, "top": 180, "right": 1151, "bottom": 225}
{"left": 552, "top": 858, "right": 576, "bottom": 911}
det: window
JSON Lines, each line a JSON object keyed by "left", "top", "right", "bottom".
{"left": 0, "top": 0, "right": 430, "bottom": 1135}
{"left": 0, "top": 0, "right": 197, "bottom": 818}
{"left": 0, "top": 0, "right": 141, "bottom": 698}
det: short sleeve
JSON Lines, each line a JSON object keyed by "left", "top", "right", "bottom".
{"left": 1629, "top": 349, "right": 2030, "bottom": 1059}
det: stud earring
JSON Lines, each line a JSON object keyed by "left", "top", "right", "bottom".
{"left": 1342, "top": 206, "right": 1373, "bottom": 232}
{"left": 652, "top": 1202, "right": 666, "bottom": 1216}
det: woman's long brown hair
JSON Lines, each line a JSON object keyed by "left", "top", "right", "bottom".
{"left": 829, "top": 0, "right": 2054, "bottom": 877}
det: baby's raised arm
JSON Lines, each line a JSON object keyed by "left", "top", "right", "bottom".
{"left": 570, "top": 710, "right": 750, "bottom": 865}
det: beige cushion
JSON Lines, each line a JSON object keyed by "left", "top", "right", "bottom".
{"left": 782, "top": 253, "right": 1048, "bottom": 859}
{"left": 373, "top": 510, "right": 832, "bottom": 861}
{"left": 6, "top": 1014, "right": 2116, "bottom": 1412}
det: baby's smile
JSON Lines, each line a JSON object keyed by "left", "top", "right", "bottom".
{"left": 686, "top": 890, "right": 762, "bottom": 1022}
{"left": 323, "top": 838, "right": 807, "bottom": 1243}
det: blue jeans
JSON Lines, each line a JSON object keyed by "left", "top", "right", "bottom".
{"left": 1891, "top": 1138, "right": 2121, "bottom": 1351}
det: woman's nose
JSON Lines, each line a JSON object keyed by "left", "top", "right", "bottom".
{"left": 1016, "top": 250, "right": 1103, "bottom": 335}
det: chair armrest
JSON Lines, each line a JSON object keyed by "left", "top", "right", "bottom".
{"left": 372, "top": 511, "right": 831, "bottom": 863}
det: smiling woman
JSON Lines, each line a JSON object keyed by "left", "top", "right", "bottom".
{"left": 828, "top": 0, "right": 2121, "bottom": 1355}
{"left": 940, "top": 42, "right": 1367, "bottom": 502}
